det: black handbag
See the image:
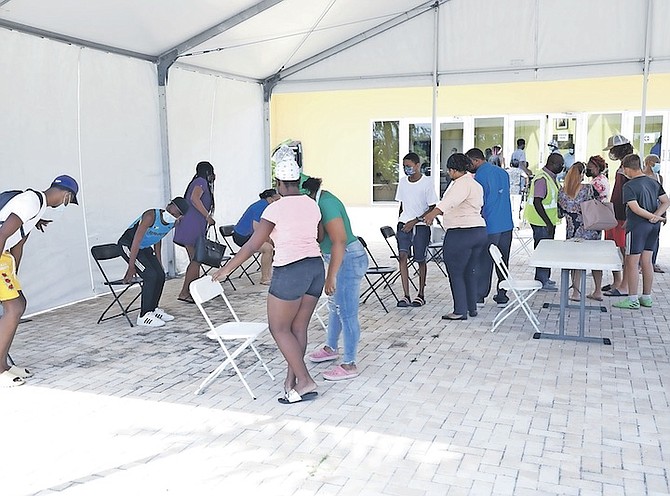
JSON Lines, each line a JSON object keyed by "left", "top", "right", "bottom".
{"left": 194, "top": 227, "right": 227, "bottom": 267}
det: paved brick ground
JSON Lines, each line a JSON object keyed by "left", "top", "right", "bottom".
{"left": 1, "top": 234, "right": 669, "bottom": 496}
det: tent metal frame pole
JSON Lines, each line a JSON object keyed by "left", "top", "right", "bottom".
{"left": 157, "top": 83, "right": 176, "bottom": 277}
{"left": 272, "top": 0, "right": 451, "bottom": 83}
{"left": 0, "top": 19, "right": 155, "bottom": 61}
{"left": 0, "top": 0, "right": 15, "bottom": 7}
{"left": 431, "top": 2, "right": 440, "bottom": 196}
{"left": 638, "top": 0, "right": 653, "bottom": 155}
{"left": 159, "top": 0, "right": 285, "bottom": 60}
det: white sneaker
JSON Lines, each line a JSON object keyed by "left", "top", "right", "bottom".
{"left": 137, "top": 312, "right": 165, "bottom": 327}
{"left": 153, "top": 308, "right": 175, "bottom": 322}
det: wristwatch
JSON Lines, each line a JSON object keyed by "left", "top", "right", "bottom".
{"left": 416, "top": 216, "right": 425, "bottom": 223}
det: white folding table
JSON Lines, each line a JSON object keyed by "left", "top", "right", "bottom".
{"left": 528, "top": 239, "right": 622, "bottom": 344}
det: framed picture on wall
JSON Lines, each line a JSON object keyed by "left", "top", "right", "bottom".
{"left": 556, "top": 118, "right": 569, "bottom": 130}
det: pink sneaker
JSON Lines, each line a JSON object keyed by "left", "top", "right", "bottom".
{"left": 323, "top": 364, "right": 359, "bottom": 381}
{"left": 307, "top": 347, "right": 338, "bottom": 363}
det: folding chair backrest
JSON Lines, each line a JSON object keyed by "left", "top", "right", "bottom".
{"left": 379, "top": 225, "right": 400, "bottom": 257}
{"left": 190, "top": 276, "right": 242, "bottom": 324}
{"left": 358, "top": 236, "right": 383, "bottom": 269}
{"left": 91, "top": 243, "right": 122, "bottom": 262}
{"left": 488, "top": 244, "right": 512, "bottom": 281}
{"left": 219, "top": 224, "right": 238, "bottom": 253}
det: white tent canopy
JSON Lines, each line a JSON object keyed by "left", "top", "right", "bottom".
{"left": 1, "top": 0, "right": 668, "bottom": 314}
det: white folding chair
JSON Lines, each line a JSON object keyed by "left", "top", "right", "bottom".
{"left": 190, "top": 276, "right": 275, "bottom": 399}
{"left": 512, "top": 225, "right": 534, "bottom": 258}
{"left": 313, "top": 293, "right": 329, "bottom": 331}
{"left": 489, "top": 244, "right": 542, "bottom": 334}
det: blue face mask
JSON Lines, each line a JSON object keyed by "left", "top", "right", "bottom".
{"left": 403, "top": 166, "right": 415, "bottom": 176}
{"left": 652, "top": 163, "right": 661, "bottom": 174}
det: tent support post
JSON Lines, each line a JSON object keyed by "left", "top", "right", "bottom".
{"left": 263, "top": 76, "right": 279, "bottom": 186}
{"left": 157, "top": 52, "right": 178, "bottom": 277}
{"left": 639, "top": 0, "right": 653, "bottom": 155}
{"left": 431, "top": 1, "right": 440, "bottom": 197}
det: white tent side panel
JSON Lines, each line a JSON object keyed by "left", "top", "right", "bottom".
{"left": 166, "top": 68, "right": 266, "bottom": 273}
{"left": 0, "top": 29, "right": 165, "bottom": 314}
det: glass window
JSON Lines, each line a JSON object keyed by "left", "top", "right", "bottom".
{"left": 440, "top": 122, "right": 463, "bottom": 195}
{"left": 514, "top": 120, "right": 541, "bottom": 172}
{"left": 634, "top": 115, "right": 663, "bottom": 157}
{"left": 586, "top": 113, "right": 622, "bottom": 164}
{"left": 409, "top": 123, "right": 431, "bottom": 175}
{"left": 372, "top": 121, "right": 399, "bottom": 202}
{"left": 474, "top": 117, "right": 504, "bottom": 161}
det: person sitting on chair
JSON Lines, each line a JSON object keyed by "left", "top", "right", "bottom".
{"left": 232, "top": 188, "right": 281, "bottom": 285}
{"left": 118, "top": 197, "right": 189, "bottom": 327}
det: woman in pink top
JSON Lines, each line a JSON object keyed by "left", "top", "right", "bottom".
{"left": 214, "top": 152, "right": 324, "bottom": 404}
{"left": 424, "top": 153, "right": 487, "bottom": 320}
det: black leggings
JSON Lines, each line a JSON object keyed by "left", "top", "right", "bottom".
{"left": 118, "top": 242, "right": 165, "bottom": 316}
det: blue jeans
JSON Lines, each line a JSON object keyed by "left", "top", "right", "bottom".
{"left": 323, "top": 240, "right": 369, "bottom": 364}
{"left": 531, "top": 224, "right": 554, "bottom": 283}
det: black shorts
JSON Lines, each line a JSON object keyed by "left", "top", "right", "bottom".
{"left": 625, "top": 222, "right": 660, "bottom": 255}
{"left": 269, "top": 257, "right": 325, "bottom": 300}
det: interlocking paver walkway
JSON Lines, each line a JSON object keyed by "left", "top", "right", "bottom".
{"left": 1, "top": 236, "right": 669, "bottom": 496}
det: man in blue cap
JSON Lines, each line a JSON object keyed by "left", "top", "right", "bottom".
{"left": 0, "top": 175, "right": 79, "bottom": 387}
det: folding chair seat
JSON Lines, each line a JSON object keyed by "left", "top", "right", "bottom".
{"left": 190, "top": 276, "right": 275, "bottom": 399}
{"left": 219, "top": 225, "right": 257, "bottom": 285}
{"left": 489, "top": 244, "right": 542, "bottom": 334}
{"left": 90, "top": 243, "right": 143, "bottom": 327}
{"left": 379, "top": 225, "right": 418, "bottom": 291}
{"left": 358, "top": 236, "right": 399, "bottom": 312}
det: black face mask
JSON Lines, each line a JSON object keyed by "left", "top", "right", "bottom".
{"left": 584, "top": 169, "right": 594, "bottom": 178}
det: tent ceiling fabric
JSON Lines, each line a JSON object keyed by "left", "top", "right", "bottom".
{"left": 1, "top": 0, "right": 669, "bottom": 90}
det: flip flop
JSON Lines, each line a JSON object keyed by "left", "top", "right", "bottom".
{"left": 601, "top": 284, "right": 612, "bottom": 292}
{"left": 177, "top": 296, "right": 196, "bottom": 304}
{"left": 396, "top": 296, "right": 411, "bottom": 308}
{"left": 587, "top": 294, "right": 604, "bottom": 302}
{"left": 0, "top": 370, "right": 25, "bottom": 388}
{"left": 277, "top": 389, "right": 318, "bottom": 404}
{"left": 604, "top": 288, "right": 628, "bottom": 297}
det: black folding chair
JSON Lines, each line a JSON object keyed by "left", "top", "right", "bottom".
{"left": 219, "top": 225, "right": 257, "bottom": 285}
{"left": 379, "top": 225, "right": 418, "bottom": 291}
{"left": 425, "top": 220, "right": 448, "bottom": 276}
{"left": 91, "top": 243, "right": 143, "bottom": 327}
{"left": 358, "top": 236, "right": 399, "bottom": 313}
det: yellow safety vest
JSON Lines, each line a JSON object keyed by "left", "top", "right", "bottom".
{"left": 525, "top": 169, "right": 559, "bottom": 226}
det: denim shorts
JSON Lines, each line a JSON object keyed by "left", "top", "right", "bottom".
{"left": 269, "top": 257, "right": 325, "bottom": 300}
{"left": 396, "top": 223, "right": 431, "bottom": 262}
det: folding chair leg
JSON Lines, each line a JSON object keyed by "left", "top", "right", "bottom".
{"left": 196, "top": 337, "right": 266, "bottom": 399}
{"left": 249, "top": 344, "right": 275, "bottom": 381}
{"left": 97, "top": 285, "right": 141, "bottom": 327}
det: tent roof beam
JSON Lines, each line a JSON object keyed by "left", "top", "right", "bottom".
{"left": 0, "top": 18, "right": 156, "bottom": 62}
{"left": 265, "top": 0, "right": 450, "bottom": 86}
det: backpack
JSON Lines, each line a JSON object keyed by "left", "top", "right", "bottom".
{"left": 0, "top": 189, "right": 44, "bottom": 238}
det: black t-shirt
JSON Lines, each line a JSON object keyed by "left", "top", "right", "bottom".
{"left": 622, "top": 175, "right": 666, "bottom": 231}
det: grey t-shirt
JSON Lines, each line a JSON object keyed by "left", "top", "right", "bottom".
{"left": 622, "top": 175, "right": 666, "bottom": 231}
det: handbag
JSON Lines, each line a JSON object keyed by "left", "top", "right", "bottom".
{"left": 580, "top": 186, "right": 617, "bottom": 231}
{"left": 194, "top": 226, "right": 227, "bottom": 267}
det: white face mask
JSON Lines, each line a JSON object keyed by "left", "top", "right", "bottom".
{"left": 162, "top": 211, "right": 177, "bottom": 224}
{"left": 44, "top": 203, "right": 67, "bottom": 221}
{"left": 608, "top": 151, "right": 618, "bottom": 161}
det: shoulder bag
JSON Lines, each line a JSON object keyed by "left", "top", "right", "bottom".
{"left": 580, "top": 185, "right": 617, "bottom": 231}
{"left": 194, "top": 226, "right": 227, "bottom": 267}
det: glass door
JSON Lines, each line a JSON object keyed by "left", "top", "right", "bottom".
{"left": 439, "top": 121, "right": 464, "bottom": 195}
{"left": 509, "top": 116, "right": 543, "bottom": 173}
{"left": 631, "top": 113, "right": 665, "bottom": 157}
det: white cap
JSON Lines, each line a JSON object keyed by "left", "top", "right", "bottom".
{"left": 274, "top": 159, "right": 300, "bottom": 181}
{"left": 548, "top": 139, "right": 559, "bottom": 148}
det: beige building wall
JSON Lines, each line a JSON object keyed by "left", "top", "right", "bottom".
{"left": 271, "top": 74, "right": 670, "bottom": 206}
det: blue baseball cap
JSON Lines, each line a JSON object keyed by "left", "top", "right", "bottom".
{"left": 50, "top": 175, "right": 79, "bottom": 204}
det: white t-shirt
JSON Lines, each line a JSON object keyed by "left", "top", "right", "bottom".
{"left": 0, "top": 190, "right": 47, "bottom": 251}
{"left": 510, "top": 148, "right": 527, "bottom": 166}
{"left": 395, "top": 175, "right": 439, "bottom": 224}
{"left": 261, "top": 195, "right": 322, "bottom": 267}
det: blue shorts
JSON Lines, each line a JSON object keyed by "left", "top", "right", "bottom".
{"left": 396, "top": 223, "right": 431, "bottom": 263}
{"left": 625, "top": 222, "right": 660, "bottom": 255}
{"left": 269, "top": 257, "right": 325, "bottom": 300}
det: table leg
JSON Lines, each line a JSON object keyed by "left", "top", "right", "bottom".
{"left": 558, "top": 268, "right": 569, "bottom": 336}
{"left": 579, "top": 269, "right": 587, "bottom": 337}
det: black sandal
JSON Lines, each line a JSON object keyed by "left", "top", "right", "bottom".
{"left": 411, "top": 296, "right": 425, "bottom": 307}
{"left": 396, "top": 295, "right": 411, "bottom": 308}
